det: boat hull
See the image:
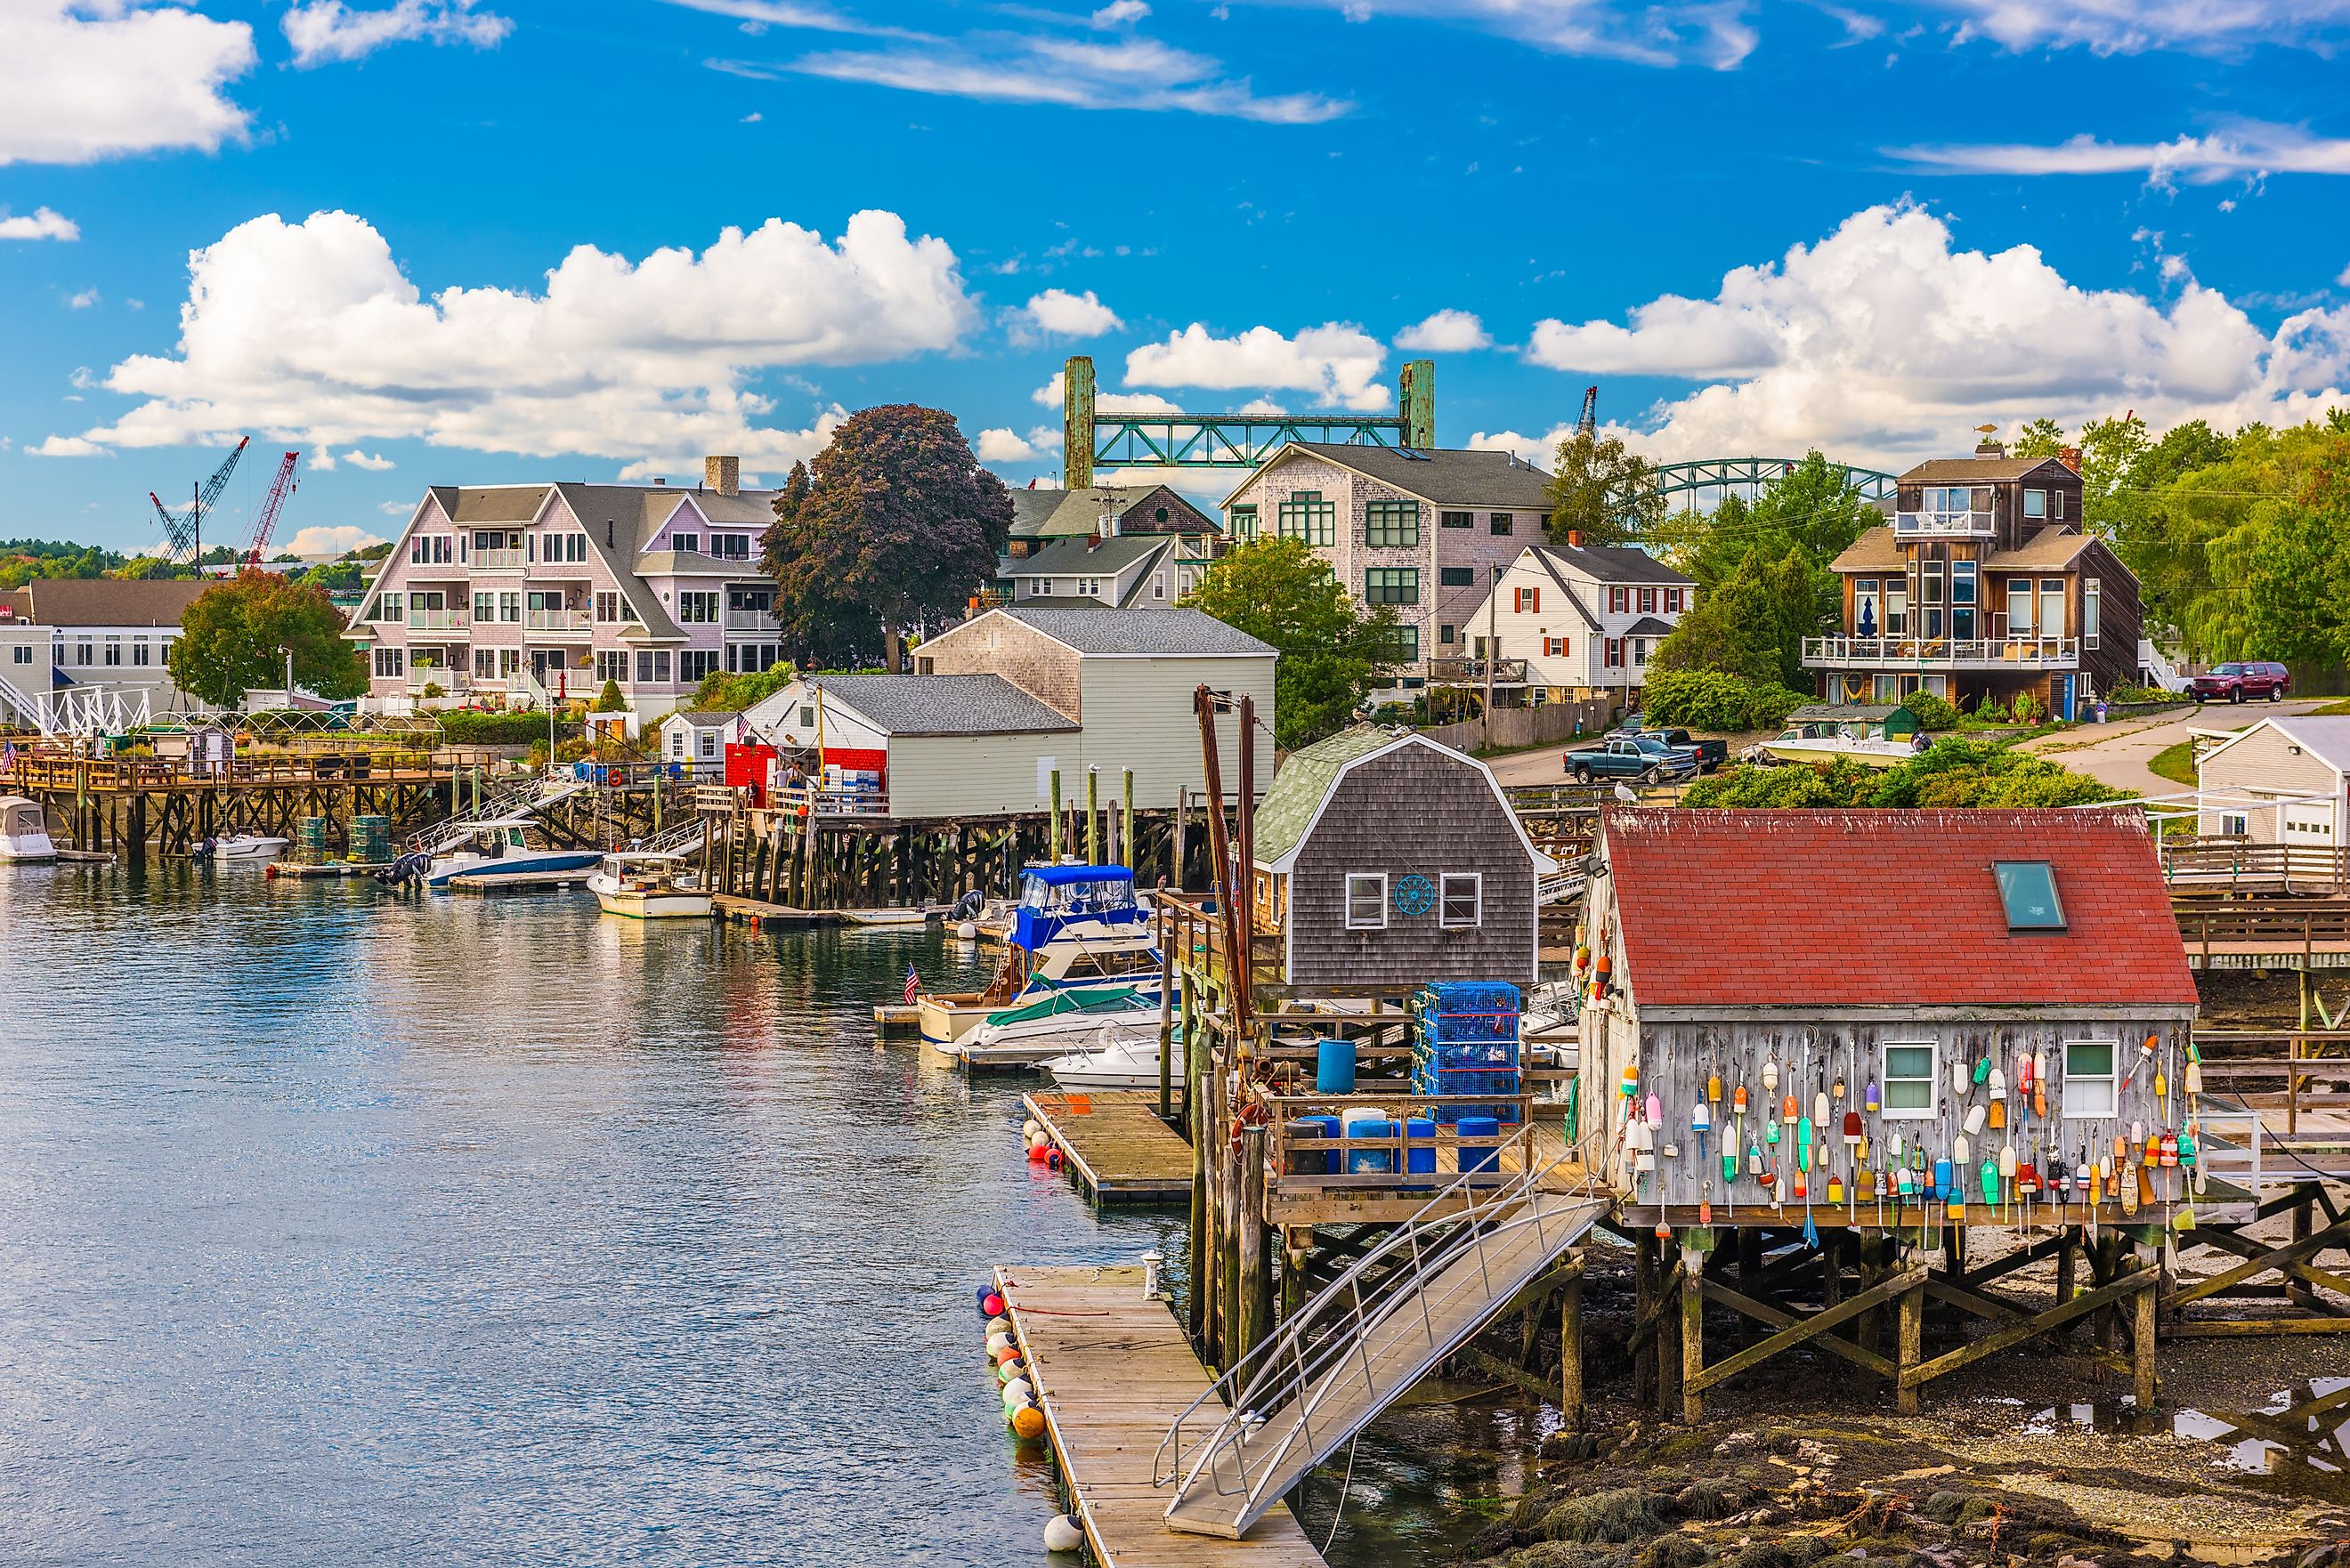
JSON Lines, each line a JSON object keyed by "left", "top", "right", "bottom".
{"left": 960, "top": 1006, "right": 1161, "bottom": 1071}
{"left": 213, "top": 836, "right": 290, "bottom": 861}
{"left": 0, "top": 834, "right": 57, "bottom": 862}
{"left": 1760, "top": 740, "right": 1916, "bottom": 770}
{"left": 427, "top": 849, "right": 604, "bottom": 890}
{"left": 596, "top": 887, "right": 714, "bottom": 919}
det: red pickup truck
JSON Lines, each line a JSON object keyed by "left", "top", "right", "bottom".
{"left": 2190, "top": 661, "right": 2291, "bottom": 703}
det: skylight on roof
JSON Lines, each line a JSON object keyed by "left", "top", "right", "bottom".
{"left": 1991, "top": 861, "right": 2066, "bottom": 931}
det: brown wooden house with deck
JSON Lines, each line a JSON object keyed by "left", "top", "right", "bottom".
{"left": 1805, "top": 442, "right": 2144, "bottom": 716}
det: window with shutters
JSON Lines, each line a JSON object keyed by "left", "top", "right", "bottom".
{"left": 1514, "top": 586, "right": 1540, "bottom": 612}
{"left": 1609, "top": 586, "right": 1628, "bottom": 613}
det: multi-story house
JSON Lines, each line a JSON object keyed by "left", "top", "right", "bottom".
{"left": 1220, "top": 443, "right": 1553, "bottom": 691}
{"left": 0, "top": 578, "right": 211, "bottom": 728}
{"left": 348, "top": 457, "right": 788, "bottom": 713}
{"left": 1806, "top": 443, "right": 2144, "bottom": 717}
{"left": 1458, "top": 541, "right": 1695, "bottom": 708}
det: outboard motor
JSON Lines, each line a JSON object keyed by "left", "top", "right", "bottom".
{"left": 950, "top": 888, "right": 985, "bottom": 923}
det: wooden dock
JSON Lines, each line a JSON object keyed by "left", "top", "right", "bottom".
{"left": 1026, "top": 1091, "right": 1192, "bottom": 1204}
{"left": 994, "top": 1265, "right": 1326, "bottom": 1568}
{"left": 709, "top": 892, "right": 840, "bottom": 928}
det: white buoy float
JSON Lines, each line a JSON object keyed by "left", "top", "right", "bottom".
{"left": 1002, "top": 1378, "right": 1033, "bottom": 1408}
{"left": 958, "top": 919, "right": 979, "bottom": 942}
{"left": 1043, "top": 1514, "right": 1083, "bottom": 1553}
{"left": 986, "top": 1330, "right": 1014, "bottom": 1355}
{"left": 1022, "top": 1119, "right": 1042, "bottom": 1140}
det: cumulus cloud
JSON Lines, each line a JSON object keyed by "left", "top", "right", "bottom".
{"left": 1125, "top": 322, "right": 1390, "bottom": 411}
{"left": 54, "top": 207, "right": 977, "bottom": 472}
{"left": 286, "top": 524, "right": 389, "bottom": 556}
{"left": 1896, "top": 120, "right": 2350, "bottom": 184}
{"left": 0, "top": 206, "right": 78, "bottom": 241}
{"left": 1523, "top": 202, "right": 2350, "bottom": 465}
{"left": 1394, "top": 308, "right": 1491, "bottom": 352}
{"left": 1020, "top": 287, "right": 1123, "bottom": 340}
{"left": 1917, "top": 0, "right": 2350, "bottom": 53}
{"left": 282, "top": 0, "right": 514, "bottom": 66}
{"left": 65, "top": 287, "right": 98, "bottom": 310}
{"left": 28, "top": 435, "right": 108, "bottom": 457}
{"left": 976, "top": 426, "right": 1064, "bottom": 464}
{"left": 0, "top": 2, "right": 256, "bottom": 166}
{"left": 344, "top": 449, "right": 397, "bottom": 470}
{"left": 1030, "top": 369, "right": 1182, "bottom": 413}
{"left": 1091, "top": 0, "right": 1151, "bottom": 20}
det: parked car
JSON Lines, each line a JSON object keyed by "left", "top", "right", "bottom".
{"left": 2190, "top": 661, "right": 2291, "bottom": 703}
{"left": 1639, "top": 727, "right": 1730, "bottom": 773}
{"left": 1563, "top": 734, "right": 1700, "bottom": 785}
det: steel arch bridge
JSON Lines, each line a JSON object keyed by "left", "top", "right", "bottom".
{"left": 1636, "top": 457, "right": 1898, "bottom": 510}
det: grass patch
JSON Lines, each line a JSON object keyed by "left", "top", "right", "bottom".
{"left": 2147, "top": 739, "right": 2198, "bottom": 786}
{"left": 2313, "top": 698, "right": 2350, "bottom": 715}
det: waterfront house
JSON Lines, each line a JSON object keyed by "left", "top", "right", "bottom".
{"left": 657, "top": 709, "right": 742, "bottom": 777}
{"left": 2195, "top": 715, "right": 2350, "bottom": 855}
{"left": 1248, "top": 726, "right": 1557, "bottom": 990}
{"left": 1456, "top": 542, "right": 1695, "bottom": 710}
{"left": 0, "top": 578, "right": 212, "bottom": 728}
{"left": 1002, "top": 531, "right": 1213, "bottom": 609}
{"left": 915, "top": 605, "right": 1276, "bottom": 809}
{"left": 742, "top": 673, "right": 1078, "bottom": 818}
{"left": 1578, "top": 807, "right": 2198, "bottom": 1208}
{"left": 1808, "top": 442, "right": 2144, "bottom": 716}
{"left": 1220, "top": 443, "right": 1554, "bottom": 693}
{"left": 347, "top": 456, "right": 788, "bottom": 716}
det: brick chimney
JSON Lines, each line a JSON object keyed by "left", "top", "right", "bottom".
{"left": 704, "top": 455, "right": 741, "bottom": 497}
{"left": 2058, "top": 446, "right": 2083, "bottom": 473}
{"left": 1568, "top": 529, "right": 1583, "bottom": 548}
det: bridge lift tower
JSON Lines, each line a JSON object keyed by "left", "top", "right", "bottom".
{"left": 1060, "top": 355, "right": 1435, "bottom": 489}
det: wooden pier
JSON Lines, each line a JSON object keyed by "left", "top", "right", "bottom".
{"left": 1026, "top": 1091, "right": 1192, "bottom": 1204}
{"left": 709, "top": 892, "right": 840, "bottom": 928}
{"left": 993, "top": 1265, "right": 1326, "bottom": 1568}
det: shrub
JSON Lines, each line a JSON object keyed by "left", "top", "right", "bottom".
{"left": 436, "top": 709, "right": 561, "bottom": 746}
{"left": 1900, "top": 691, "right": 1959, "bottom": 730}
{"left": 592, "top": 678, "right": 627, "bottom": 714}
{"left": 1683, "top": 738, "right": 2120, "bottom": 811}
{"left": 2009, "top": 691, "right": 2043, "bottom": 724}
{"left": 2103, "top": 683, "right": 2173, "bottom": 705}
{"left": 420, "top": 681, "right": 446, "bottom": 699}
{"left": 1641, "top": 669, "right": 1811, "bottom": 732}
{"left": 1683, "top": 758, "right": 1876, "bottom": 808}
{"left": 1971, "top": 697, "right": 2008, "bottom": 724}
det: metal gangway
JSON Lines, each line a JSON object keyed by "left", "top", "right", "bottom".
{"left": 1155, "top": 1149, "right": 1605, "bottom": 1540}
{"left": 0, "top": 672, "right": 152, "bottom": 739}
{"left": 627, "top": 819, "right": 706, "bottom": 858}
{"left": 406, "top": 772, "right": 585, "bottom": 857}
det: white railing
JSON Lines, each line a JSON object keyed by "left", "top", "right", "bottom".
{"left": 406, "top": 609, "right": 470, "bottom": 631}
{"left": 1894, "top": 509, "right": 1994, "bottom": 537}
{"left": 2140, "top": 638, "right": 2191, "bottom": 693}
{"left": 526, "top": 609, "right": 593, "bottom": 634}
{"left": 725, "top": 610, "right": 781, "bottom": 633}
{"left": 1804, "top": 634, "right": 2079, "bottom": 670}
{"left": 405, "top": 669, "right": 466, "bottom": 693}
{"left": 474, "top": 547, "right": 527, "bottom": 570}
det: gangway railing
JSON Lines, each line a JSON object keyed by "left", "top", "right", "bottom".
{"left": 405, "top": 772, "right": 584, "bottom": 856}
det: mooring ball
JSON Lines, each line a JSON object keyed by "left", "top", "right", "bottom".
{"left": 1027, "top": 1130, "right": 1049, "bottom": 1150}
{"left": 985, "top": 1315, "right": 1011, "bottom": 1337}
{"left": 981, "top": 1291, "right": 1005, "bottom": 1318}
{"left": 1001, "top": 1378, "right": 1032, "bottom": 1408}
{"left": 995, "top": 1344, "right": 1023, "bottom": 1368}
{"left": 959, "top": 920, "right": 979, "bottom": 942}
{"left": 1027, "top": 1142, "right": 1050, "bottom": 1163}
{"left": 1043, "top": 1514, "right": 1083, "bottom": 1553}
{"left": 1009, "top": 1403, "right": 1047, "bottom": 1440}
{"left": 985, "top": 1331, "right": 1014, "bottom": 1356}
{"left": 1022, "top": 1119, "right": 1042, "bottom": 1139}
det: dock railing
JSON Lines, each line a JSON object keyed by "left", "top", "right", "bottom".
{"left": 2192, "top": 1028, "right": 2350, "bottom": 1137}
{"left": 2176, "top": 900, "right": 2350, "bottom": 966}
{"left": 2161, "top": 836, "right": 2350, "bottom": 896}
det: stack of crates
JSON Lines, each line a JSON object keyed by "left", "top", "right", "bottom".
{"left": 1410, "top": 981, "right": 1522, "bottom": 1125}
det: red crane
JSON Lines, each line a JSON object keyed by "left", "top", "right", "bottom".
{"left": 243, "top": 450, "right": 301, "bottom": 568}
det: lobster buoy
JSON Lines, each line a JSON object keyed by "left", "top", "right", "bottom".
{"left": 981, "top": 1290, "right": 1006, "bottom": 1319}
{"left": 1043, "top": 1514, "right": 1084, "bottom": 1553}
{"left": 1002, "top": 1378, "right": 1033, "bottom": 1408}
{"left": 985, "top": 1315, "right": 1011, "bottom": 1337}
{"left": 1047, "top": 1147, "right": 1063, "bottom": 1171}
{"left": 995, "top": 1344, "right": 1024, "bottom": 1368}
{"left": 985, "top": 1330, "right": 1014, "bottom": 1356}
{"left": 1009, "top": 1403, "right": 1047, "bottom": 1440}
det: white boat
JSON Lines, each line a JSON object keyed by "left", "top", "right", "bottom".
{"left": 588, "top": 852, "right": 712, "bottom": 920}
{"left": 1042, "top": 1026, "right": 1174, "bottom": 1092}
{"left": 1755, "top": 704, "right": 1927, "bottom": 770}
{"left": 842, "top": 907, "right": 931, "bottom": 927}
{"left": 209, "top": 833, "right": 290, "bottom": 861}
{"left": 958, "top": 986, "right": 1163, "bottom": 1071}
{"left": 419, "top": 820, "right": 604, "bottom": 891}
{"left": 916, "top": 864, "right": 1161, "bottom": 1047}
{"left": 0, "top": 796, "right": 56, "bottom": 862}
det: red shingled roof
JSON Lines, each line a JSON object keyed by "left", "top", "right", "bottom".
{"left": 1601, "top": 808, "right": 2199, "bottom": 1009}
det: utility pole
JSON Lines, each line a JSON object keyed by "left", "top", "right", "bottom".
{"left": 1483, "top": 588, "right": 1497, "bottom": 749}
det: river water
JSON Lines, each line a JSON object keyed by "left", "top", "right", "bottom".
{"left": 0, "top": 864, "right": 1528, "bottom": 1567}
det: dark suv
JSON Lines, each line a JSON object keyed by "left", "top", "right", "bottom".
{"left": 2191, "top": 661, "right": 2292, "bottom": 703}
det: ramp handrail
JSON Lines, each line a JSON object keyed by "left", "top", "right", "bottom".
{"left": 632, "top": 819, "right": 706, "bottom": 857}
{"left": 405, "top": 774, "right": 582, "bottom": 856}
{"left": 1154, "top": 1128, "right": 1599, "bottom": 1527}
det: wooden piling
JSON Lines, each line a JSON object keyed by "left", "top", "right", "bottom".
{"left": 1559, "top": 1270, "right": 1584, "bottom": 1426}
{"left": 1238, "top": 1124, "right": 1271, "bottom": 1362}
{"left": 1680, "top": 1242, "right": 1706, "bottom": 1423}
{"left": 1895, "top": 1275, "right": 1925, "bottom": 1414}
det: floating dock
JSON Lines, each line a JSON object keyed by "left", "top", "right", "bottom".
{"left": 1025, "top": 1091, "right": 1191, "bottom": 1204}
{"left": 265, "top": 860, "right": 392, "bottom": 879}
{"left": 709, "top": 893, "right": 841, "bottom": 928}
{"left": 993, "top": 1264, "right": 1326, "bottom": 1568}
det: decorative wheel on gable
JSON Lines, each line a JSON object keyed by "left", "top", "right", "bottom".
{"left": 1393, "top": 874, "right": 1436, "bottom": 918}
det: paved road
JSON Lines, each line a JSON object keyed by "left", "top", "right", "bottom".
{"left": 2019, "top": 698, "right": 2330, "bottom": 799}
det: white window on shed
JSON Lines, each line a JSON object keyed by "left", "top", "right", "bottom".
{"left": 669, "top": 730, "right": 686, "bottom": 760}
{"left": 1344, "top": 873, "right": 1388, "bottom": 930}
{"left": 1439, "top": 873, "right": 1482, "bottom": 928}
{"left": 1881, "top": 1041, "right": 1936, "bottom": 1119}
{"left": 2062, "top": 1039, "right": 2118, "bottom": 1118}
{"left": 700, "top": 732, "right": 718, "bottom": 759}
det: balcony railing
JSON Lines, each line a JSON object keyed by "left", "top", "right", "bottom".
{"left": 474, "top": 547, "right": 527, "bottom": 570}
{"left": 1893, "top": 509, "right": 1994, "bottom": 537}
{"left": 1426, "top": 657, "right": 1529, "bottom": 684}
{"left": 725, "top": 609, "right": 782, "bottom": 633}
{"left": 404, "top": 669, "right": 466, "bottom": 693}
{"left": 526, "top": 609, "right": 594, "bottom": 634}
{"left": 406, "top": 609, "right": 470, "bottom": 631}
{"left": 1803, "top": 634, "right": 2079, "bottom": 671}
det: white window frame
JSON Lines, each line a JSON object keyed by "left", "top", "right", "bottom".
{"left": 1438, "top": 872, "right": 1482, "bottom": 928}
{"left": 1344, "top": 873, "right": 1389, "bottom": 930}
{"left": 2022, "top": 487, "right": 2047, "bottom": 519}
{"left": 2083, "top": 578, "right": 2101, "bottom": 651}
{"left": 1880, "top": 1039, "right": 1937, "bottom": 1120}
{"left": 2062, "top": 1039, "right": 2119, "bottom": 1119}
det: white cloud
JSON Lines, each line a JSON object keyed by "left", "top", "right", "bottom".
{"left": 2339, "top": 262, "right": 2350, "bottom": 287}
{"left": 378, "top": 499, "right": 412, "bottom": 515}
{"left": 0, "top": 2, "right": 256, "bottom": 166}
{"left": 1125, "top": 322, "right": 1390, "bottom": 411}
{"left": 1394, "top": 308, "right": 1491, "bottom": 352}
{"left": 1029, "top": 369, "right": 1183, "bottom": 414}
{"left": 308, "top": 448, "right": 336, "bottom": 471}
{"left": 0, "top": 206, "right": 77, "bottom": 241}
{"left": 1917, "top": 0, "right": 2350, "bottom": 53}
{"left": 344, "top": 449, "right": 396, "bottom": 470}
{"left": 975, "top": 426, "right": 1064, "bottom": 464}
{"left": 59, "top": 208, "right": 977, "bottom": 471}
{"left": 286, "top": 524, "right": 389, "bottom": 556}
{"left": 1022, "top": 287, "right": 1123, "bottom": 338}
{"left": 65, "top": 287, "right": 98, "bottom": 310}
{"left": 1261, "top": 0, "right": 1757, "bottom": 69}
{"left": 1895, "top": 121, "right": 2350, "bottom": 184}
{"left": 283, "top": 0, "right": 514, "bottom": 67}
{"left": 1467, "top": 426, "right": 1573, "bottom": 466}
{"left": 1091, "top": 0, "right": 1151, "bottom": 20}
{"left": 28, "top": 435, "right": 109, "bottom": 457}
{"left": 741, "top": 110, "right": 763, "bottom": 122}
{"left": 1235, "top": 397, "right": 1289, "bottom": 416}
{"left": 1522, "top": 201, "right": 2350, "bottom": 466}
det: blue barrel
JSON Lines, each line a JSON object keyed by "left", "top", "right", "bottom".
{"left": 1458, "top": 1115, "right": 1502, "bottom": 1173}
{"left": 1316, "top": 1038, "right": 1356, "bottom": 1095}
{"left": 1345, "top": 1118, "right": 1397, "bottom": 1175}
{"left": 1287, "top": 1118, "right": 1336, "bottom": 1176}
{"left": 1403, "top": 1117, "right": 1437, "bottom": 1191}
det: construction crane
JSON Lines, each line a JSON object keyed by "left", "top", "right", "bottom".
{"left": 242, "top": 451, "right": 301, "bottom": 568}
{"left": 1576, "top": 385, "right": 1599, "bottom": 435}
{"left": 149, "top": 436, "right": 250, "bottom": 565}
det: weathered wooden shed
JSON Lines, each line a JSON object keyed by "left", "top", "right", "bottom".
{"left": 1250, "top": 726, "right": 1557, "bottom": 990}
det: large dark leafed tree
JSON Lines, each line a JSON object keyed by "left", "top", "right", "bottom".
{"left": 762, "top": 406, "right": 1015, "bottom": 672}
{"left": 167, "top": 570, "right": 369, "bottom": 709}
{"left": 1544, "top": 428, "right": 1664, "bottom": 547}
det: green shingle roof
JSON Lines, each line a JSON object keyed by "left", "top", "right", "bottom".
{"left": 1249, "top": 724, "right": 1406, "bottom": 867}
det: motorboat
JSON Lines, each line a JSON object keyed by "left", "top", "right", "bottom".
{"left": 0, "top": 796, "right": 55, "bottom": 862}
{"left": 207, "top": 833, "right": 291, "bottom": 861}
{"left": 588, "top": 852, "right": 712, "bottom": 919}
{"left": 415, "top": 819, "right": 604, "bottom": 891}
{"left": 1042, "top": 1025, "right": 1175, "bottom": 1093}
{"left": 959, "top": 982, "right": 1163, "bottom": 1071}
{"left": 915, "top": 864, "right": 1161, "bottom": 1047}
{"left": 841, "top": 907, "right": 931, "bottom": 928}
{"left": 1754, "top": 704, "right": 1927, "bottom": 770}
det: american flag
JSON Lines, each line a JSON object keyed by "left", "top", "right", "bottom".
{"left": 904, "top": 964, "right": 921, "bottom": 1005}
{"left": 734, "top": 714, "right": 750, "bottom": 744}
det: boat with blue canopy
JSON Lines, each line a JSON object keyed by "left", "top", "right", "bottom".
{"left": 915, "top": 863, "right": 1162, "bottom": 1050}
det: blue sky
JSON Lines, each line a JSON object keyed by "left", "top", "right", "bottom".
{"left": 4, "top": 0, "right": 2348, "bottom": 556}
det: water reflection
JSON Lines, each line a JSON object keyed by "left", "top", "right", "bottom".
{"left": 2017, "top": 1384, "right": 2350, "bottom": 1502}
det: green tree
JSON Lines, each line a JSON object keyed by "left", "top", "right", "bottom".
{"left": 166, "top": 570, "right": 367, "bottom": 708}
{"left": 689, "top": 661, "right": 797, "bottom": 714}
{"left": 1652, "top": 545, "right": 1828, "bottom": 690}
{"left": 1181, "top": 536, "right": 1398, "bottom": 748}
{"left": 2012, "top": 417, "right": 2065, "bottom": 458}
{"left": 1544, "top": 428, "right": 1662, "bottom": 546}
{"left": 763, "top": 407, "right": 1014, "bottom": 672}
{"left": 592, "top": 678, "right": 627, "bottom": 713}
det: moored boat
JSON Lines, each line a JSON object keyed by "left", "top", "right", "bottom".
{"left": 915, "top": 864, "right": 1160, "bottom": 1047}
{"left": 588, "top": 852, "right": 712, "bottom": 919}
{"left": 0, "top": 796, "right": 56, "bottom": 862}
{"left": 1754, "top": 704, "right": 1926, "bottom": 769}
{"left": 207, "top": 833, "right": 291, "bottom": 861}
{"left": 1042, "top": 1025, "right": 1173, "bottom": 1092}
{"left": 417, "top": 820, "right": 604, "bottom": 891}
{"left": 957, "top": 982, "right": 1163, "bottom": 1071}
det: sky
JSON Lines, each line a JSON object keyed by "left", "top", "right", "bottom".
{"left": 3, "top": 0, "right": 2348, "bottom": 558}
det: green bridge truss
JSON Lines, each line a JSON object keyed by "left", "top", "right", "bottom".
{"left": 1640, "top": 457, "right": 1898, "bottom": 508}
{"left": 1063, "top": 356, "right": 1433, "bottom": 487}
